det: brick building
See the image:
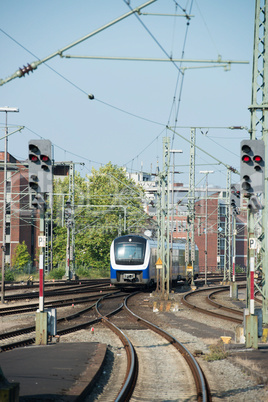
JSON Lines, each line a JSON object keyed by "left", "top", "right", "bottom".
{"left": 0, "top": 153, "right": 70, "bottom": 269}
{"left": 0, "top": 152, "right": 32, "bottom": 267}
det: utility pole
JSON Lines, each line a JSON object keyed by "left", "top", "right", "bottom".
{"left": 199, "top": 171, "right": 214, "bottom": 285}
{"left": 69, "top": 163, "right": 75, "bottom": 275}
{"left": 0, "top": 107, "right": 19, "bottom": 304}
{"left": 227, "top": 169, "right": 232, "bottom": 282}
{"left": 230, "top": 183, "right": 240, "bottom": 299}
{"left": 242, "top": 0, "right": 268, "bottom": 348}
{"left": 28, "top": 139, "right": 53, "bottom": 345}
{"left": 251, "top": 0, "right": 268, "bottom": 326}
{"left": 170, "top": 149, "right": 182, "bottom": 277}
{"left": 187, "top": 128, "right": 196, "bottom": 287}
{"left": 223, "top": 170, "right": 231, "bottom": 283}
{"left": 159, "top": 137, "right": 170, "bottom": 299}
{"left": 64, "top": 200, "right": 72, "bottom": 280}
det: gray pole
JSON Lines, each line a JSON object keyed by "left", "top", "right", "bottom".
{"left": 1, "top": 113, "right": 7, "bottom": 304}
{"left": 0, "top": 107, "right": 19, "bottom": 304}
{"left": 205, "top": 175, "right": 208, "bottom": 286}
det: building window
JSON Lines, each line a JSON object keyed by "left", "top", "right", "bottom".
{"left": 5, "top": 243, "right": 10, "bottom": 256}
{"left": 6, "top": 223, "right": 10, "bottom": 235}
{"left": 6, "top": 181, "right": 11, "bottom": 193}
{"left": 219, "top": 206, "right": 226, "bottom": 216}
{"left": 220, "top": 238, "right": 225, "bottom": 248}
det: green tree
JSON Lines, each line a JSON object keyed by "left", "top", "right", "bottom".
{"left": 52, "top": 163, "right": 150, "bottom": 270}
{"left": 12, "top": 241, "right": 31, "bottom": 271}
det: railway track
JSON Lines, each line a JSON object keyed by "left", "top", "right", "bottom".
{"left": 0, "top": 289, "right": 117, "bottom": 316}
{"left": 95, "top": 292, "right": 211, "bottom": 401}
{"left": 0, "top": 289, "right": 211, "bottom": 401}
{"left": 0, "top": 290, "right": 123, "bottom": 351}
{"left": 3, "top": 281, "right": 114, "bottom": 302}
{"left": 181, "top": 286, "right": 244, "bottom": 324}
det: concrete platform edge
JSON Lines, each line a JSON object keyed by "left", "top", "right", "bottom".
{"left": 67, "top": 343, "right": 107, "bottom": 401}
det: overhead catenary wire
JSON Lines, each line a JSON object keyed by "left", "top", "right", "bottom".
{"left": 0, "top": 10, "right": 247, "bottom": 178}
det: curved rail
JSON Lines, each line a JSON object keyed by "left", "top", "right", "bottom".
{"left": 207, "top": 288, "right": 243, "bottom": 316}
{"left": 124, "top": 293, "right": 210, "bottom": 402}
{"left": 182, "top": 286, "right": 243, "bottom": 324}
{"left": 95, "top": 294, "right": 138, "bottom": 402}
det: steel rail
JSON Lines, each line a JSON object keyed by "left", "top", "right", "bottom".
{"left": 124, "top": 292, "right": 210, "bottom": 402}
{"left": 0, "top": 291, "right": 117, "bottom": 316}
{"left": 207, "top": 288, "right": 243, "bottom": 316}
{"left": 95, "top": 294, "right": 138, "bottom": 402}
{"left": 0, "top": 291, "right": 123, "bottom": 348}
{"left": 3, "top": 284, "right": 115, "bottom": 301}
{"left": 182, "top": 286, "right": 243, "bottom": 324}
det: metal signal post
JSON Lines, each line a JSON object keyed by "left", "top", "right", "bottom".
{"left": 28, "top": 139, "right": 52, "bottom": 344}
{"left": 0, "top": 107, "right": 19, "bottom": 304}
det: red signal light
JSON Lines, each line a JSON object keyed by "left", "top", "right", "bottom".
{"left": 29, "top": 155, "right": 38, "bottom": 162}
{"left": 242, "top": 155, "right": 251, "bottom": 163}
{"left": 253, "top": 155, "right": 262, "bottom": 163}
{"left": 41, "top": 155, "right": 49, "bottom": 162}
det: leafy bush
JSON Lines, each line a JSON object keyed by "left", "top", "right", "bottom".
{"left": 76, "top": 266, "right": 91, "bottom": 278}
{"left": 235, "top": 265, "right": 246, "bottom": 274}
{"left": 76, "top": 265, "right": 109, "bottom": 279}
{"left": 5, "top": 269, "right": 15, "bottom": 282}
{"left": 12, "top": 241, "right": 31, "bottom": 271}
{"left": 47, "top": 267, "right": 65, "bottom": 280}
{"left": 2, "top": 269, "right": 15, "bottom": 282}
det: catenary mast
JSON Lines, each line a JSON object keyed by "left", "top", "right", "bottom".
{"left": 249, "top": 0, "right": 268, "bottom": 324}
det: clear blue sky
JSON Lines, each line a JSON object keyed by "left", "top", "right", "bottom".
{"left": 0, "top": 0, "right": 255, "bottom": 189}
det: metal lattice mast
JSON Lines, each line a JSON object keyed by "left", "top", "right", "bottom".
{"left": 217, "top": 201, "right": 222, "bottom": 272}
{"left": 250, "top": 0, "right": 268, "bottom": 323}
{"left": 69, "top": 163, "right": 75, "bottom": 273}
{"left": 188, "top": 128, "right": 196, "bottom": 279}
{"left": 44, "top": 216, "right": 50, "bottom": 273}
{"left": 160, "top": 137, "right": 170, "bottom": 299}
{"left": 224, "top": 170, "right": 231, "bottom": 281}
{"left": 227, "top": 170, "right": 232, "bottom": 281}
{"left": 156, "top": 163, "right": 161, "bottom": 292}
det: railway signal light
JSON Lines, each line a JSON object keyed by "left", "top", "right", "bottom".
{"left": 240, "top": 139, "right": 265, "bottom": 195}
{"left": 230, "top": 184, "right": 240, "bottom": 214}
{"left": 247, "top": 195, "right": 263, "bottom": 213}
{"left": 32, "top": 194, "right": 46, "bottom": 211}
{"left": 65, "top": 200, "right": 73, "bottom": 228}
{"left": 28, "top": 139, "right": 52, "bottom": 194}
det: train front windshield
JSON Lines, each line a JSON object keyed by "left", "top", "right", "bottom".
{"left": 114, "top": 241, "right": 146, "bottom": 265}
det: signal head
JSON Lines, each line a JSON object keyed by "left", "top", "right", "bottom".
{"left": 28, "top": 139, "right": 52, "bottom": 194}
{"left": 240, "top": 139, "right": 265, "bottom": 194}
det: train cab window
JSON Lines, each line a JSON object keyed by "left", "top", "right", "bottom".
{"left": 114, "top": 239, "right": 146, "bottom": 265}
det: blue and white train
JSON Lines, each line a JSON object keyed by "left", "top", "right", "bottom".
{"left": 110, "top": 234, "right": 199, "bottom": 287}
